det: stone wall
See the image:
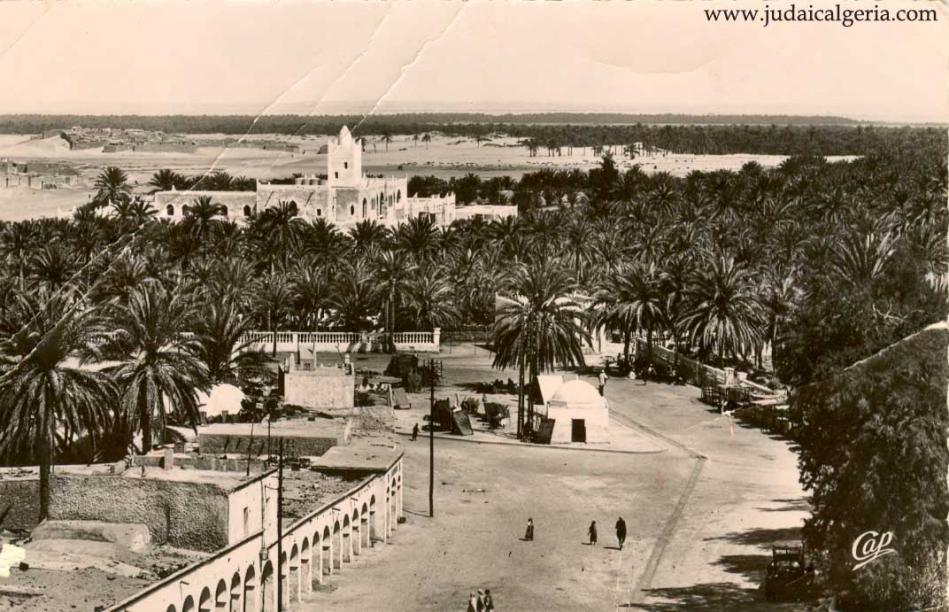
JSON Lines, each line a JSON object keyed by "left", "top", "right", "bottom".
{"left": 197, "top": 432, "right": 344, "bottom": 457}
{"left": 0, "top": 475, "right": 232, "bottom": 551}
{"left": 0, "top": 479, "right": 41, "bottom": 531}
{"left": 50, "top": 476, "right": 231, "bottom": 552}
{"left": 284, "top": 370, "right": 354, "bottom": 410}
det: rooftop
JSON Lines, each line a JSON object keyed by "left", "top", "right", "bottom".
{"left": 307, "top": 445, "right": 402, "bottom": 474}
{"left": 198, "top": 418, "right": 349, "bottom": 439}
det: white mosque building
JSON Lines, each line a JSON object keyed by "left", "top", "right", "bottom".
{"left": 152, "top": 126, "right": 456, "bottom": 228}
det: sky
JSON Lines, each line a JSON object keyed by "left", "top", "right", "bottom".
{"left": 0, "top": 1, "right": 946, "bottom": 122}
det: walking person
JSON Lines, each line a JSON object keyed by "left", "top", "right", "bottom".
{"left": 411, "top": 422, "right": 420, "bottom": 441}
{"left": 597, "top": 369, "right": 607, "bottom": 396}
{"left": 588, "top": 520, "right": 597, "bottom": 545}
{"left": 477, "top": 589, "right": 486, "bottom": 611}
{"left": 484, "top": 589, "right": 495, "bottom": 611}
{"left": 524, "top": 517, "right": 534, "bottom": 541}
{"left": 467, "top": 592, "right": 478, "bottom": 612}
{"left": 615, "top": 517, "right": 627, "bottom": 550}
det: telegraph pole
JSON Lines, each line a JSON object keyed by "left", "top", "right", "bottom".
{"left": 276, "top": 438, "right": 284, "bottom": 611}
{"left": 428, "top": 359, "right": 436, "bottom": 518}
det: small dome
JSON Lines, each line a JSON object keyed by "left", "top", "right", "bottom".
{"left": 550, "top": 379, "right": 601, "bottom": 405}
{"left": 197, "top": 384, "right": 246, "bottom": 417}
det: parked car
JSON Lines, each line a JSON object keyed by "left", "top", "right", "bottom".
{"left": 764, "top": 542, "right": 815, "bottom": 601}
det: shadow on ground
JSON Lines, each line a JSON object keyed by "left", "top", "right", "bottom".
{"left": 714, "top": 553, "right": 770, "bottom": 582}
{"left": 624, "top": 582, "right": 769, "bottom": 611}
{"left": 705, "top": 526, "right": 802, "bottom": 547}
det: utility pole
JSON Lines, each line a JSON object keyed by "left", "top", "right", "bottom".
{"left": 276, "top": 438, "right": 284, "bottom": 611}
{"left": 428, "top": 359, "right": 437, "bottom": 518}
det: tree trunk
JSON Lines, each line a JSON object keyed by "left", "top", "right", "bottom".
{"left": 38, "top": 435, "right": 51, "bottom": 521}
{"left": 140, "top": 390, "right": 152, "bottom": 455}
{"left": 517, "top": 360, "right": 525, "bottom": 439}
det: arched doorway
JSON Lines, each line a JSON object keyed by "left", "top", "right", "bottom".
{"left": 166, "top": 204, "right": 175, "bottom": 216}
{"left": 322, "top": 525, "right": 332, "bottom": 577}
{"left": 352, "top": 509, "right": 361, "bottom": 556}
{"left": 369, "top": 495, "right": 378, "bottom": 546}
{"left": 198, "top": 586, "right": 212, "bottom": 612}
{"left": 242, "top": 565, "right": 257, "bottom": 612}
{"left": 288, "top": 544, "right": 300, "bottom": 603}
{"left": 361, "top": 503, "right": 370, "bottom": 549}
{"left": 229, "top": 572, "right": 241, "bottom": 612}
{"left": 278, "top": 551, "right": 289, "bottom": 610}
{"left": 243, "top": 205, "right": 251, "bottom": 217}
{"left": 332, "top": 521, "right": 342, "bottom": 570}
{"left": 260, "top": 561, "right": 275, "bottom": 612}
{"left": 342, "top": 515, "right": 352, "bottom": 563}
{"left": 362, "top": 198, "right": 367, "bottom": 217}
{"left": 166, "top": 606, "right": 177, "bottom": 612}
{"left": 213, "top": 579, "right": 227, "bottom": 610}
{"left": 182, "top": 596, "right": 195, "bottom": 612}
{"left": 300, "top": 537, "right": 311, "bottom": 595}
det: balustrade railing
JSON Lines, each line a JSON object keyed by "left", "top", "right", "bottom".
{"left": 89, "top": 329, "right": 441, "bottom": 353}
{"left": 238, "top": 329, "right": 441, "bottom": 353}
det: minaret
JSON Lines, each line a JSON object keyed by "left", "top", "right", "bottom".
{"left": 327, "top": 126, "right": 362, "bottom": 187}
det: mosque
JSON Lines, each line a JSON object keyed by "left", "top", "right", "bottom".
{"left": 152, "top": 126, "right": 456, "bottom": 227}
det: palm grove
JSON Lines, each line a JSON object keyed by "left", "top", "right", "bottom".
{"left": 0, "top": 128, "right": 945, "bottom": 606}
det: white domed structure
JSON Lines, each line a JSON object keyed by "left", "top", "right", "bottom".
{"left": 550, "top": 380, "right": 604, "bottom": 407}
{"left": 535, "top": 376, "right": 609, "bottom": 444}
{"left": 197, "top": 384, "right": 246, "bottom": 419}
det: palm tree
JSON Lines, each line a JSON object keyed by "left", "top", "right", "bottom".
{"left": 372, "top": 250, "right": 415, "bottom": 352}
{"left": 148, "top": 169, "right": 183, "bottom": 192}
{"left": 405, "top": 266, "right": 457, "bottom": 331}
{"left": 252, "top": 272, "right": 293, "bottom": 355}
{"left": 111, "top": 198, "right": 156, "bottom": 230}
{"left": 681, "top": 256, "right": 765, "bottom": 364}
{"left": 301, "top": 218, "right": 345, "bottom": 270}
{"left": 382, "top": 131, "right": 392, "bottom": 152}
{"left": 0, "top": 291, "right": 115, "bottom": 519}
{"left": 191, "top": 300, "right": 265, "bottom": 385}
{"left": 563, "top": 216, "right": 596, "bottom": 285}
{"left": 393, "top": 216, "right": 439, "bottom": 265}
{"left": 347, "top": 219, "right": 389, "bottom": 260}
{"left": 30, "top": 244, "right": 79, "bottom": 290}
{"left": 90, "top": 252, "right": 150, "bottom": 307}
{"left": 183, "top": 195, "right": 225, "bottom": 246}
{"left": 109, "top": 280, "right": 210, "bottom": 453}
{"left": 94, "top": 166, "right": 131, "bottom": 206}
{"left": 289, "top": 265, "right": 329, "bottom": 330}
{"left": 250, "top": 201, "right": 302, "bottom": 272}
{"left": 592, "top": 262, "right": 665, "bottom": 364}
{"left": 421, "top": 133, "right": 431, "bottom": 149}
{"left": 831, "top": 229, "right": 897, "bottom": 288}
{"left": 0, "top": 222, "right": 37, "bottom": 291}
{"left": 327, "top": 261, "right": 379, "bottom": 331}
{"left": 493, "top": 261, "right": 588, "bottom": 437}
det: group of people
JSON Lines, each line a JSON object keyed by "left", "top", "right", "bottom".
{"left": 588, "top": 517, "right": 627, "bottom": 550}
{"left": 522, "top": 517, "right": 627, "bottom": 550}
{"left": 466, "top": 588, "right": 495, "bottom": 611}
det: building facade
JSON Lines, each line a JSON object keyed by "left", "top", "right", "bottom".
{"left": 153, "top": 126, "right": 456, "bottom": 228}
